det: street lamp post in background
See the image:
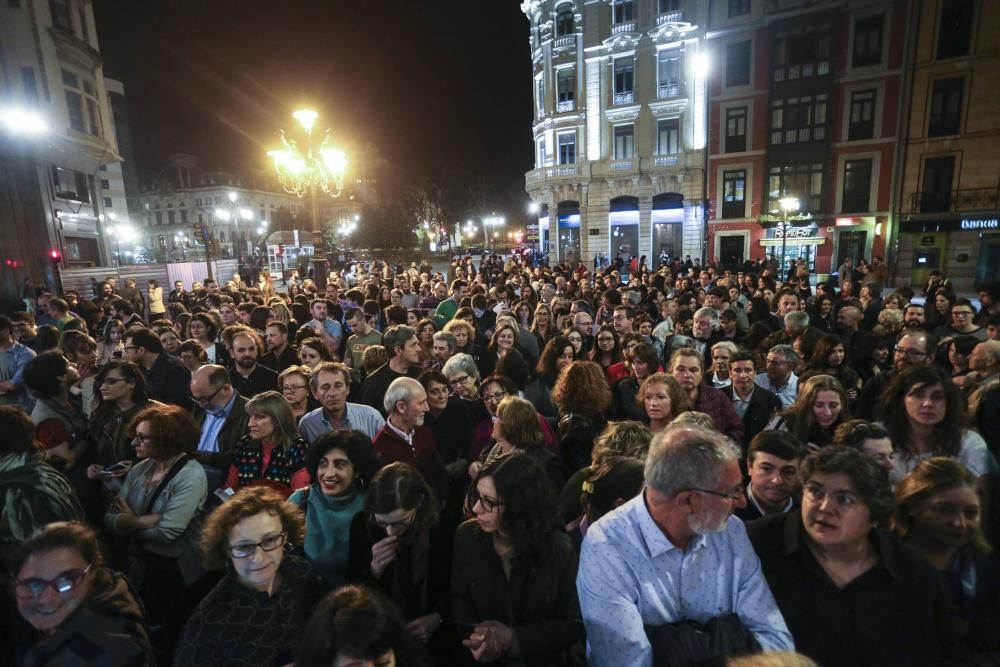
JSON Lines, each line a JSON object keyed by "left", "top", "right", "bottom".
{"left": 173, "top": 231, "right": 189, "bottom": 261}
{"left": 214, "top": 192, "right": 254, "bottom": 258}
{"left": 107, "top": 217, "right": 136, "bottom": 279}
{"left": 483, "top": 214, "right": 506, "bottom": 253}
{"left": 267, "top": 109, "right": 348, "bottom": 288}
{"left": 778, "top": 196, "right": 801, "bottom": 280}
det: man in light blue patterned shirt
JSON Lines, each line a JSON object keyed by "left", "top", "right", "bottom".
{"left": 577, "top": 426, "right": 793, "bottom": 666}
{"left": 298, "top": 361, "right": 383, "bottom": 443}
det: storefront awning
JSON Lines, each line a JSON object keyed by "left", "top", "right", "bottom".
{"left": 759, "top": 237, "right": 826, "bottom": 247}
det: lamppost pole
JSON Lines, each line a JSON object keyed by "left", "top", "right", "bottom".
{"left": 778, "top": 197, "right": 800, "bottom": 281}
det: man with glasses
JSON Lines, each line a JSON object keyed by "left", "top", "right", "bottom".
{"left": 124, "top": 328, "right": 191, "bottom": 409}
{"left": 735, "top": 431, "right": 803, "bottom": 522}
{"left": 856, "top": 330, "right": 936, "bottom": 421}
{"left": 578, "top": 424, "right": 793, "bottom": 665}
{"left": 190, "top": 364, "right": 248, "bottom": 493}
{"left": 299, "top": 361, "right": 383, "bottom": 443}
{"left": 612, "top": 305, "right": 636, "bottom": 336}
{"left": 755, "top": 345, "right": 799, "bottom": 410}
{"left": 572, "top": 311, "right": 595, "bottom": 354}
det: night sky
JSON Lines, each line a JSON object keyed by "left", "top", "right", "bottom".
{"left": 92, "top": 0, "right": 534, "bottom": 208}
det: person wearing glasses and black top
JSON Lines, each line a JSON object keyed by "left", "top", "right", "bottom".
{"left": 747, "top": 447, "right": 961, "bottom": 667}
{"left": 9, "top": 521, "right": 154, "bottom": 667}
{"left": 175, "top": 486, "right": 325, "bottom": 667}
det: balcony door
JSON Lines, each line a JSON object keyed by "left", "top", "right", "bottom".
{"left": 920, "top": 156, "right": 955, "bottom": 213}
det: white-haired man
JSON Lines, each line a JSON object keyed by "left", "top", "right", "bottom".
{"left": 372, "top": 377, "right": 446, "bottom": 498}
{"left": 577, "top": 426, "right": 793, "bottom": 665}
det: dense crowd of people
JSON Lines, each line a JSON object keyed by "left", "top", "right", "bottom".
{"left": 1, "top": 254, "right": 999, "bottom": 666}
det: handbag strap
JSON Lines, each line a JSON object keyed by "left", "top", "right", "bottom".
{"left": 144, "top": 455, "right": 191, "bottom": 515}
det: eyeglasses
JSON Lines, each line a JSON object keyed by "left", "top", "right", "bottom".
{"left": 13, "top": 563, "right": 93, "bottom": 599}
{"left": 100, "top": 377, "right": 130, "bottom": 386}
{"left": 894, "top": 347, "right": 927, "bottom": 359}
{"left": 131, "top": 433, "right": 154, "bottom": 444}
{"left": 803, "top": 482, "right": 861, "bottom": 510}
{"left": 122, "top": 346, "right": 138, "bottom": 352}
{"left": 684, "top": 487, "right": 745, "bottom": 503}
{"left": 369, "top": 508, "right": 417, "bottom": 533}
{"left": 567, "top": 336, "right": 582, "bottom": 342}
{"left": 281, "top": 384, "right": 308, "bottom": 393}
{"left": 228, "top": 532, "right": 287, "bottom": 559}
{"left": 449, "top": 375, "right": 471, "bottom": 387}
{"left": 469, "top": 488, "right": 504, "bottom": 513}
{"left": 483, "top": 389, "right": 507, "bottom": 403}
{"left": 191, "top": 384, "right": 224, "bottom": 405}
{"left": 952, "top": 311, "right": 974, "bottom": 317}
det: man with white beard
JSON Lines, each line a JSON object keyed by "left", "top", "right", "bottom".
{"left": 577, "top": 426, "right": 793, "bottom": 666}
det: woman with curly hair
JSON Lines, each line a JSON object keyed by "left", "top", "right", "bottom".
{"left": 852, "top": 331, "right": 891, "bottom": 385}
{"left": 189, "top": 311, "right": 230, "bottom": 367}
{"left": 224, "top": 390, "right": 310, "bottom": 498}
{"left": 881, "top": 365, "right": 991, "bottom": 485}
{"left": 808, "top": 293, "right": 836, "bottom": 334}
{"left": 637, "top": 371, "right": 689, "bottom": 433}
{"left": 767, "top": 374, "right": 851, "bottom": 454}
{"left": 589, "top": 325, "right": 624, "bottom": 372}
{"left": 175, "top": 487, "right": 324, "bottom": 667}
{"left": 289, "top": 429, "right": 379, "bottom": 587}
{"left": 453, "top": 453, "right": 584, "bottom": 666}
{"left": 297, "top": 336, "right": 333, "bottom": 370}
{"left": 800, "top": 334, "right": 862, "bottom": 402}
{"left": 553, "top": 360, "right": 612, "bottom": 470}
{"left": 891, "top": 458, "right": 1000, "bottom": 652}
{"left": 525, "top": 335, "right": 574, "bottom": 419}
{"left": 557, "top": 420, "right": 652, "bottom": 526}
{"left": 103, "top": 403, "right": 207, "bottom": 643}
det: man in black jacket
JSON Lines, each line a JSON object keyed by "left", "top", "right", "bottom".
{"left": 722, "top": 351, "right": 782, "bottom": 453}
{"left": 734, "top": 431, "right": 802, "bottom": 522}
{"left": 229, "top": 330, "right": 278, "bottom": 398}
{"left": 124, "top": 327, "right": 191, "bottom": 409}
{"left": 190, "top": 364, "right": 250, "bottom": 491}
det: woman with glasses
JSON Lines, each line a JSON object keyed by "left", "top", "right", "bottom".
{"left": 442, "top": 352, "right": 488, "bottom": 422}
{"left": 881, "top": 365, "right": 992, "bottom": 485}
{"left": 420, "top": 370, "right": 474, "bottom": 475}
{"left": 103, "top": 403, "right": 207, "bottom": 647}
{"left": 176, "top": 486, "right": 323, "bottom": 667}
{"left": 748, "top": 446, "right": 959, "bottom": 666}
{"left": 289, "top": 429, "right": 378, "bottom": 587}
{"left": 589, "top": 325, "right": 624, "bottom": 373}
{"left": 348, "top": 463, "right": 455, "bottom": 660}
{"left": 278, "top": 364, "right": 319, "bottom": 421}
{"left": 476, "top": 396, "right": 566, "bottom": 494}
{"left": 767, "top": 375, "right": 852, "bottom": 455}
{"left": 563, "top": 327, "right": 585, "bottom": 359}
{"left": 453, "top": 453, "right": 584, "bottom": 666}
{"left": 892, "top": 458, "right": 1000, "bottom": 654}
{"left": 935, "top": 299, "right": 986, "bottom": 342}
{"left": 10, "top": 521, "right": 153, "bottom": 666}
{"left": 531, "top": 303, "right": 556, "bottom": 348}
{"left": 85, "top": 361, "right": 157, "bottom": 503}
{"left": 224, "top": 390, "right": 310, "bottom": 499}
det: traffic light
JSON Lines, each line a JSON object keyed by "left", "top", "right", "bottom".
{"left": 49, "top": 248, "right": 62, "bottom": 263}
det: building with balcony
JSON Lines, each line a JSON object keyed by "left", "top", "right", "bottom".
{"left": 704, "top": 0, "right": 909, "bottom": 279}
{"left": 893, "top": 0, "right": 999, "bottom": 290}
{"left": 0, "top": 0, "right": 122, "bottom": 303}
{"left": 522, "top": 0, "right": 709, "bottom": 267}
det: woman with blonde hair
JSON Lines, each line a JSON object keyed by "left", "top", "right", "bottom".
{"left": 531, "top": 303, "right": 557, "bottom": 347}
{"left": 891, "top": 457, "right": 999, "bottom": 652}
{"left": 223, "top": 390, "right": 309, "bottom": 498}
{"left": 278, "top": 364, "right": 318, "bottom": 421}
{"left": 553, "top": 360, "right": 612, "bottom": 470}
{"left": 637, "top": 372, "right": 690, "bottom": 433}
{"left": 766, "top": 374, "right": 851, "bottom": 454}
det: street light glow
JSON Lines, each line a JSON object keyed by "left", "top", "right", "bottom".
{"left": 0, "top": 107, "right": 48, "bottom": 136}
{"left": 693, "top": 52, "right": 710, "bottom": 79}
{"left": 779, "top": 197, "right": 801, "bottom": 213}
{"left": 227, "top": 191, "right": 238, "bottom": 203}
{"left": 292, "top": 109, "right": 319, "bottom": 133}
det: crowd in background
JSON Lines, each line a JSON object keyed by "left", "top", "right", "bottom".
{"left": 1, "top": 251, "right": 999, "bottom": 666}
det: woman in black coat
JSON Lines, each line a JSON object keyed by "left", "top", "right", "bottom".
{"left": 452, "top": 453, "right": 583, "bottom": 666}
{"left": 348, "top": 463, "right": 455, "bottom": 663}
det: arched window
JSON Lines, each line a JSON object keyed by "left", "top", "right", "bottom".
{"left": 555, "top": 4, "right": 574, "bottom": 37}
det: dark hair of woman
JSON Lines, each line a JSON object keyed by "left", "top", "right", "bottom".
{"left": 748, "top": 297, "right": 773, "bottom": 326}
{"left": 190, "top": 312, "right": 219, "bottom": 341}
{"left": 0, "top": 405, "right": 40, "bottom": 456}
{"left": 295, "top": 585, "right": 429, "bottom": 667}
{"left": 305, "top": 429, "right": 381, "bottom": 490}
{"left": 495, "top": 348, "right": 530, "bottom": 391}
{"left": 249, "top": 306, "right": 272, "bottom": 333}
{"left": 580, "top": 456, "right": 645, "bottom": 524}
{"left": 476, "top": 453, "right": 560, "bottom": 565}
{"left": 480, "top": 374, "right": 518, "bottom": 398}
{"left": 536, "top": 335, "right": 573, "bottom": 387}
{"left": 298, "top": 336, "right": 334, "bottom": 361}
{"left": 9, "top": 521, "right": 102, "bottom": 577}
{"left": 882, "top": 365, "right": 965, "bottom": 459}
{"left": 23, "top": 351, "right": 69, "bottom": 399}
{"left": 91, "top": 361, "right": 148, "bottom": 419}
{"left": 365, "top": 462, "right": 438, "bottom": 535}
{"left": 588, "top": 325, "right": 624, "bottom": 365}
{"left": 800, "top": 446, "right": 895, "bottom": 525}
{"left": 831, "top": 419, "right": 890, "bottom": 450}
{"left": 127, "top": 403, "right": 199, "bottom": 459}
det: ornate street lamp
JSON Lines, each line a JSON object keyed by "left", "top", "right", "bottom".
{"left": 267, "top": 109, "right": 348, "bottom": 284}
{"left": 777, "top": 197, "right": 801, "bottom": 279}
